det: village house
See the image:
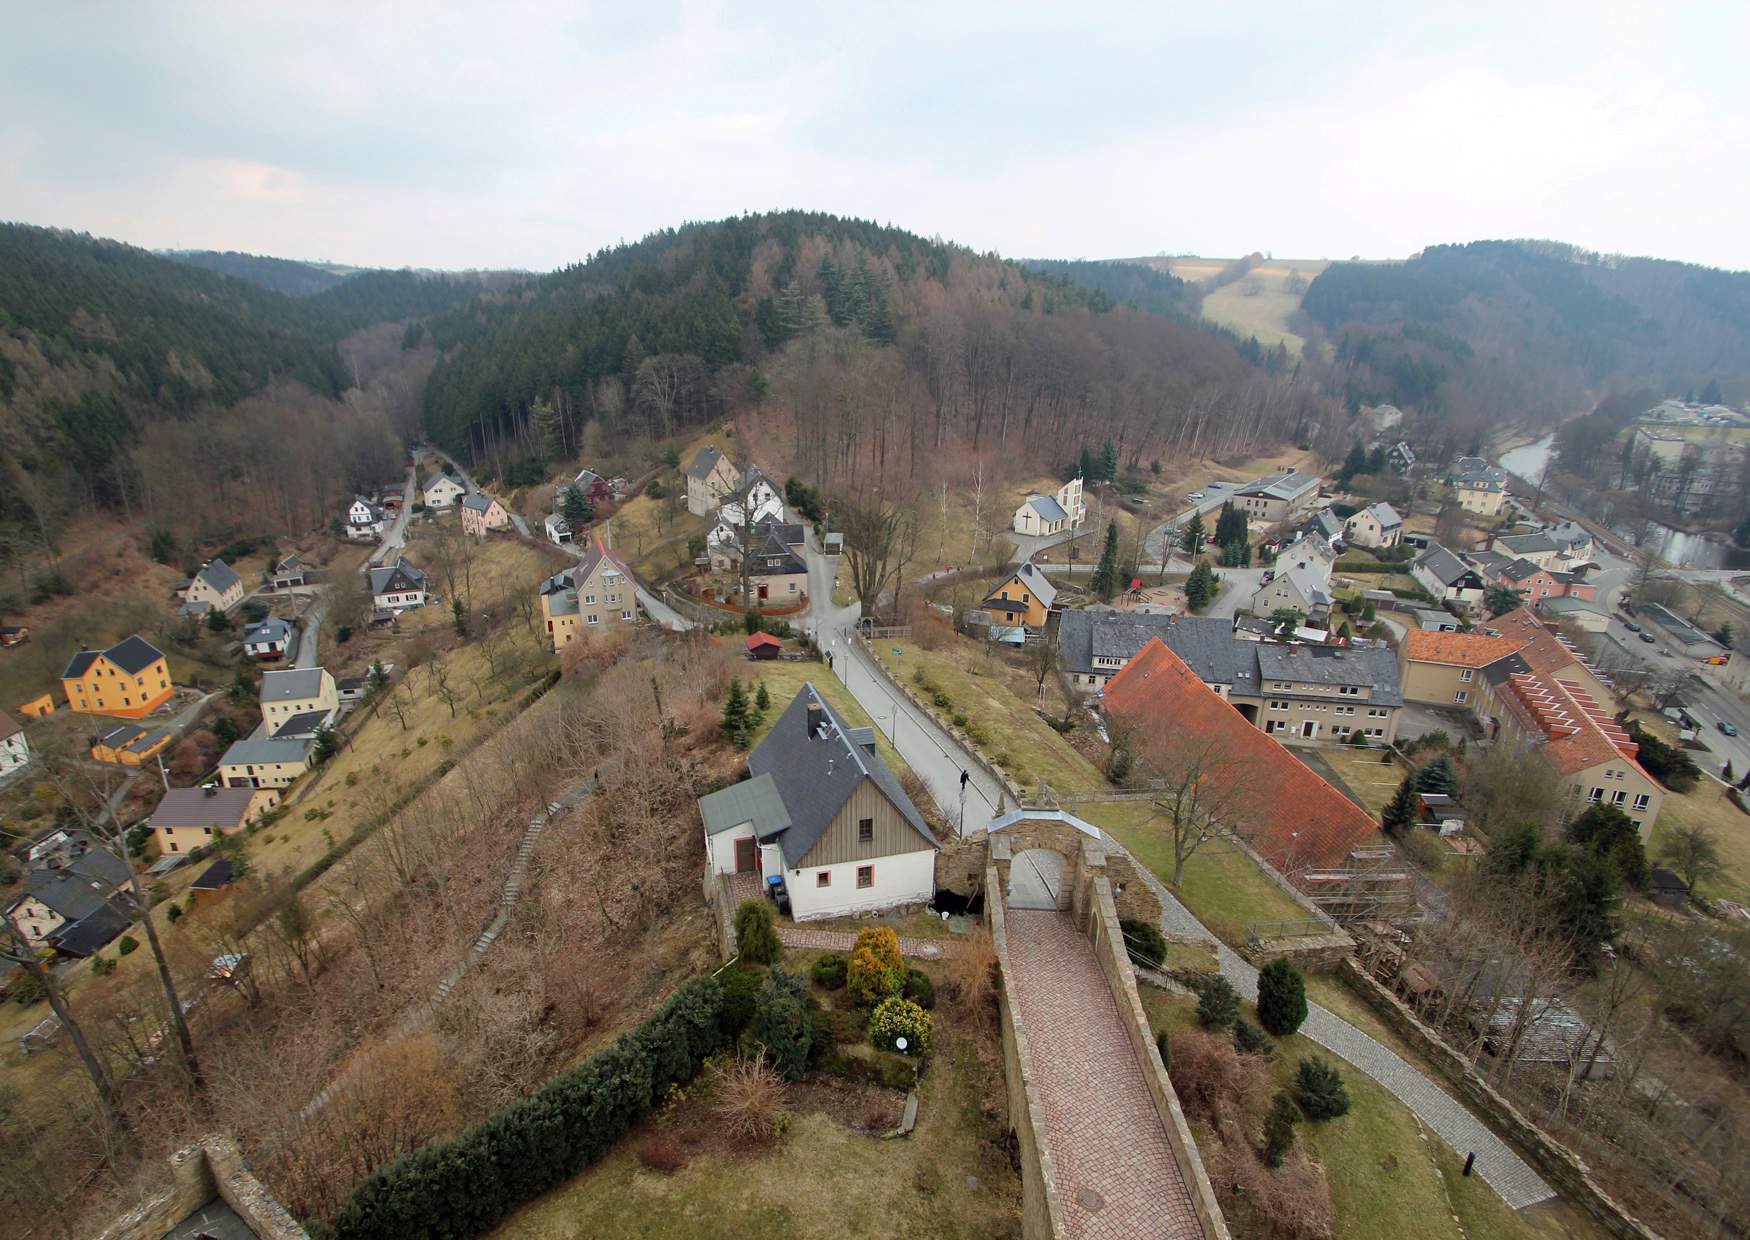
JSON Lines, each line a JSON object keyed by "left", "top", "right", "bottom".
{"left": 1546, "top": 520, "right": 1595, "bottom": 567}
{"left": 979, "top": 561, "right": 1058, "bottom": 629}
{"left": 1387, "top": 441, "right": 1417, "bottom": 473}
{"left": 701, "top": 684, "right": 938, "bottom": 919}
{"left": 1448, "top": 457, "right": 1509, "bottom": 516}
{"left": 1488, "top": 558, "right": 1597, "bottom": 605}
{"left": 4, "top": 833, "right": 133, "bottom": 956}
{"left": 1251, "top": 565, "right": 1333, "bottom": 625}
{"left": 1301, "top": 509, "right": 1346, "bottom": 547}
{"left": 422, "top": 473, "right": 466, "bottom": 509}
{"left": 719, "top": 465, "right": 786, "bottom": 528}
{"left": 1411, "top": 544, "right": 1487, "bottom": 613}
{"left": 1535, "top": 595, "right": 1610, "bottom": 632}
{"left": 269, "top": 553, "right": 312, "bottom": 590}
{"left": 740, "top": 532, "right": 809, "bottom": 606}
{"left": 1233, "top": 470, "right": 1321, "bottom": 523}
{"left": 685, "top": 445, "right": 742, "bottom": 516}
{"left": 177, "top": 559, "right": 245, "bottom": 616}
{"left": 556, "top": 468, "right": 614, "bottom": 510}
{"left": 1398, "top": 629, "right": 1527, "bottom": 707}
{"left": 1102, "top": 639, "right": 1383, "bottom": 875}
{"left": 1344, "top": 502, "right": 1403, "bottom": 549}
{"left": 259, "top": 667, "right": 338, "bottom": 736}
{"left": 544, "top": 513, "right": 574, "bottom": 546}
{"left": 369, "top": 557, "right": 428, "bottom": 613}
{"left": 218, "top": 734, "right": 314, "bottom": 790}
{"left": 241, "top": 615, "right": 293, "bottom": 660}
{"left": 707, "top": 516, "right": 805, "bottom": 572}
{"left": 344, "top": 496, "right": 387, "bottom": 541}
{"left": 149, "top": 786, "right": 276, "bottom": 856}
{"left": 1010, "top": 476, "right": 1087, "bottom": 537}
{"left": 539, "top": 538, "right": 639, "bottom": 652}
{"left": 459, "top": 490, "right": 512, "bottom": 537}
{"left": 89, "top": 722, "right": 173, "bottom": 767}
{"left": 0, "top": 710, "right": 30, "bottom": 778}
{"left": 60, "top": 634, "right": 174, "bottom": 718}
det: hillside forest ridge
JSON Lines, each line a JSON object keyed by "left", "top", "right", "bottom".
{"left": 0, "top": 209, "right": 1747, "bottom": 1240}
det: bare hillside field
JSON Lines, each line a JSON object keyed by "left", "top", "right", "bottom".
{"left": 1126, "top": 256, "right": 1330, "bottom": 356}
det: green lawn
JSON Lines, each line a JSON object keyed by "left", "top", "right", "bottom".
{"left": 1646, "top": 782, "right": 1750, "bottom": 902}
{"left": 1080, "top": 802, "right": 1308, "bottom": 946}
{"left": 872, "top": 639, "right": 1107, "bottom": 796}
{"left": 741, "top": 661, "right": 911, "bottom": 784}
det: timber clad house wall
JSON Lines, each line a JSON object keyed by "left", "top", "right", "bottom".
{"left": 60, "top": 635, "right": 174, "bottom": 718}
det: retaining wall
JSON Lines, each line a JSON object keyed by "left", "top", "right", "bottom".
{"left": 1339, "top": 958, "right": 1661, "bottom": 1240}
{"left": 95, "top": 1134, "right": 308, "bottom": 1240}
{"left": 988, "top": 866, "right": 1068, "bottom": 1240}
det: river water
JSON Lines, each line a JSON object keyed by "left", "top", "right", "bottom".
{"left": 1495, "top": 433, "right": 1732, "bottom": 569}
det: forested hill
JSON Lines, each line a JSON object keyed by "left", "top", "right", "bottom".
{"left": 1301, "top": 240, "right": 1750, "bottom": 429}
{"left": 420, "top": 210, "right": 1301, "bottom": 486}
{"left": 1020, "top": 258, "right": 1202, "bottom": 321}
{"left": 163, "top": 248, "right": 350, "bottom": 296}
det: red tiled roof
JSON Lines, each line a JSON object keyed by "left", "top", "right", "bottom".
{"left": 745, "top": 632, "right": 781, "bottom": 651}
{"left": 1102, "top": 639, "right": 1381, "bottom": 874}
{"left": 1402, "top": 629, "right": 1525, "bottom": 668}
{"left": 1498, "top": 670, "right": 1644, "bottom": 777}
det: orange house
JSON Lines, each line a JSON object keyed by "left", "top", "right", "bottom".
{"left": 60, "top": 635, "right": 174, "bottom": 718}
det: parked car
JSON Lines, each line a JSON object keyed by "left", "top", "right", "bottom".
{"left": 1186, "top": 492, "right": 1205, "bottom": 501}
{"left": 1639, "top": 632, "right": 1657, "bottom": 644}
{"left": 1718, "top": 721, "right": 1739, "bottom": 737}
{"left": 1209, "top": 481, "right": 1227, "bottom": 488}
{"left": 1703, "top": 655, "right": 1729, "bottom": 666}
{"left": 1623, "top": 621, "right": 1642, "bottom": 632}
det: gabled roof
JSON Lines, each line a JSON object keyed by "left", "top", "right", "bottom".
{"left": 1497, "top": 558, "right": 1545, "bottom": 583}
{"left": 52, "top": 903, "right": 131, "bottom": 957}
{"left": 1547, "top": 521, "right": 1591, "bottom": 550}
{"left": 1402, "top": 629, "right": 1526, "bottom": 668}
{"left": 243, "top": 616, "right": 292, "bottom": 645}
{"left": 1494, "top": 532, "right": 1557, "bottom": 557}
{"left": 572, "top": 537, "right": 633, "bottom": 588}
{"left": 1238, "top": 470, "right": 1319, "bottom": 503}
{"left": 698, "top": 771, "right": 791, "bottom": 837}
{"left": 1451, "top": 457, "right": 1507, "bottom": 490}
{"left": 685, "top": 444, "right": 731, "bottom": 480}
{"left": 260, "top": 667, "right": 329, "bottom": 702}
{"left": 1306, "top": 510, "right": 1345, "bottom": 541}
{"left": 544, "top": 513, "right": 571, "bottom": 535}
{"left": 1270, "top": 564, "right": 1333, "bottom": 609}
{"left": 193, "top": 559, "right": 241, "bottom": 594}
{"left": 1367, "top": 502, "right": 1402, "bottom": 529}
{"left": 151, "top": 786, "right": 260, "bottom": 829}
{"left": 746, "top": 684, "right": 936, "bottom": 868}
{"left": 746, "top": 533, "right": 807, "bottom": 577}
{"left": 62, "top": 634, "right": 166, "bottom": 680}
{"left": 1011, "top": 561, "right": 1058, "bottom": 608}
{"left": 220, "top": 735, "right": 313, "bottom": 767}
{"left": 272, "top": 710, "right": 332, "bottom": 739}
{"left": 1101, "top": 639, "right": 1380, "bottom": 872}
{"left": 1026, "top": 494, "right": 1069, "bottom": 522}
{"left": 1414, "top": 544, "right": 1480, "bottom": 588}
{"left": 460, "top": 490, "right": 498, "bottom": 512}
{"left": 0, "top": 710, "right": 20, "bottom": 743}
{"left": 191, "top": 858, "right": 237, "bottom": 891}
{"left": 1255, "top": 643, "right": 1403, "bottom": 706}
{"left": 349, "top": 497, "right": 386, "bottom": 522}
{"left": 273, "top": 553, "right": 305, "bottom": 574}
{"left": 369, "top": 557, "right": 427, "bottom": 596}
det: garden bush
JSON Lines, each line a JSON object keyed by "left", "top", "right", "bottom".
{"left": 117, "top": 936, "right": 139, "bottom": 957}
{"left": 1232, "top": 1018, "right": 1274, "bottom": 1058}
{"left": 733, "top": 899, "right": 780, "bottom": 965}
{"left": 847, "top": 927, "right": 904, "bottom": 1005}
{"left": 1119, "top": 919, "right": 1167, "bottom": 970}
{"left": 1263, "top": 1090, "right": 1301, "bottom": 1168}
{"left": 1257, "top": 957, "right": 1307, "bottom": 1036}
{"left": 902, "top": 967, "right": 935, "bottom": 1010}
{"left": 809, "top": 953, "right": 847, "bottom": 989}
{"left": 1293, "top": 1056, "right": 1351, "bottom": 1121}
{"left": 711, "top": 1054, "right": 787, "bottom": 1142}
{"left": 747, "top": 969, "right": 813, "bottom": 1082}
{"left": 718, "top": 966, "right": 765, "bottom": 1038}
{"left": 331, "top": 975, "right": 724, "bottom": 1239}
{"left": 1194, "top": 974, "right": 1239, "bottom": 1030}
{"left": 869, "top": 996, "right": 933, "bottom": 1055}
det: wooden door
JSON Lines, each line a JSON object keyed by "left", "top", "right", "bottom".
{"left": 734, "top": 837, "right": 758, "bottom": 874}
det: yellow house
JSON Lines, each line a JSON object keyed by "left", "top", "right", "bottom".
{"left": 540, "top": 539, "right": 639, "bottom": 653}
{"left": 149, "top": 786, "right": 277, "bottom": 856}
{"left": 979, "top": 561, "right": 1057, "bottom": 629}
{"left": 90, "top": 722, "right": 174, "bottom": 767}
{"left": 60, "top": 635, "right": 174, "bottom": 718}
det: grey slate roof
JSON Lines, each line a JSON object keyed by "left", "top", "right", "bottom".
{"left": 747, "top": 532, "right": 807, "bottom": 577}
{"left": 1466, "top": 549, "right": 1511, "bottom": 575}
{"left": 686, "top": 444, "right": 729, "bottom": 480}
{"left": 1415, "top": 544, "right": 1479, "bottom": 587}
{"left": 53, "top": 904, "right": 132, "bottom": 957}
{"left": 1012, "top": 561, "right": 1057, "bottom": 608}
{"left": 272, "top": 710, "right": 332, "bottom": 738}
{"left": 220, "top": 735, "right": 313, "bottom": 767}
{"left": 1255, "top": 643, "right": 1404, "bottom": 707}
{"left": 151, "top": 786, "right": 260, "bottom": 829}
{"left": 243, "top": 616, "right": 291, "bottom": 645}
{"left": 194, "top": 559, "right": 241, "bottom": 594}
{"left": 1305, "top": 510, "right": 1344, "bottom": 542}
{"left": 461, "top": 490, "right": 495, "bottom": 512}
{"left": 698, "top": 772, "right": 791, "bottom": 837}
{"left": 369, "top": 557, "right": 427, "bottom": 596}
{"left": 1547, "top": 521, "right": 1591, "bottom": 551}
{"left": 1369, "top": 502, "right": 1403, "bottom": 529}
{"left": 1451, "top": 457, "right": 1507, "bottom": 490}
{"left": 260, "top": 668, "right": 327, "bottom": 702}
{"left": 62, "top": 634, "right": 166, "bottom": 680}
{"left": 1240, "top": 470, "right": 1319, "bottom": 502}
{"left": 1058, "top": 612, "right": 1258, "bottom": 690}
{"left": 1495, "top": 532, "right": 1557, "bottom": 557}
{"left": 1027, "top": 495, "right": 1069, "bottom": 522}
{"left": 746, "top": 684, "right": 936, "bottom": 868}
{"left": 1498, "top": 558, "right": 1544, "bottom": 583}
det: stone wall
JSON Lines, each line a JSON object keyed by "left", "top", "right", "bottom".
{"left": 1242, "top": 934, "right": 1354, "bottom": 973}
{"left": 95, "top": 1134, "right": 309, "bottom": 1240}
{"left": 1339, "top": 959, "right": 1660, "bottom": 1240}
{"left": 988, "top": 866, "right": 1069, "bottom": 1240}
{"left": 935, "top": 829, "right": 989, "bottom": 899}
{"left": 1077, "top": 874, "right": 1230, "bottom": 1239}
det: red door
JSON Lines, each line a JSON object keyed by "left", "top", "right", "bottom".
{"left": 734, "top": 837, "right": 757, "bottom": 873}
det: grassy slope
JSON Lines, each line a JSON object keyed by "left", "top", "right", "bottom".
{"left": 1647, "top": 780, "right": 1750, "bottom": 902}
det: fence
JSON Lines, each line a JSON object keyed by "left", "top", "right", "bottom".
{"left": 1244, "top": 918, "right": 1334, "bottom": 949}
{"left": 860, "top": 624, "right": 913, "bottom": 639}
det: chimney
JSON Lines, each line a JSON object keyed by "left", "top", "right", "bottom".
{"left": 806, "top": 699, "right": 824, "bottom": 739}
{"left": 204, "top": 786, "right": 218, "bottom": 798}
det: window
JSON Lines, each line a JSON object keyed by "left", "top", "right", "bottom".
{"left": 1269, "top": 700, "right": 1288, "bottom": 711}
{"left": 1587, "top": 787, "right": 1603, "bottom": 803}
{"left": 1611, "top": 790, "right": 1627, "bottom": 805}
{"left": 584, "top": 594, "right": 596, "bottom": 605}
{"left": 587, "top": 614, "right": 599, "bottom": 625}
{"left": 621, "top": 610, "right": 633, "bottom": 621}
{"left": 857, "top": 817, "right": 874, "bottom": 844}
{"left": 1459, "top": 669, "right": 1474, "bottom": 683}
{"left": 1632, "top": 793, "right": 1650, "bottom": 812}
{"left": 1339, "top": 685, "right": 1360, "bottom": 696}
{"left": 1454, "top": 691, "right": 1468, "bottom": 704}
{"left": 816, "top": 871, "right": 831, "bottom": 888}
{"left": 856, "top": 865, "right": 874, "bottom": 889}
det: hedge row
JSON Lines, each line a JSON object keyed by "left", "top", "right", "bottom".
{"left": 1331, "top": 560, "right": 1403, "bottom": 574}
{"left": 332, "top": 975, "right": 725, "bottom": 1239}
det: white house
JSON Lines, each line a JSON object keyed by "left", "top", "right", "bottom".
{"left": 0, "top": 711, "right": 31, "bottom": 779}
{"left": 719, "top": 465, "right": 785, "bottom": 528}
{"left": 1344, "top": 502, "right": 1403, "bottom": 549}
{"left": 1011, "top": 477, "right": 1086, "bottom": 537}
{"left": 700, "top": 685, "right": 938, "bottom": 921}
{"left": 422, "top": 474, "right": 466, "bottom": 509}
{"left": 259, "top": 667, "right": 339, "bottom": 736}
{"left": 241, "top": 616, "right": 293, "bottom": 661}
{"left": 345, "top": 497, "right": 387, "bottom": 541}
{"left": 1412, "top": 544, "right": 1488, "bottom": 613}
{"left": 544, "top": 513, "right": 574, "bottom": 546}
{"left": 369, "top": 557, "right": 428, "bottom": 613}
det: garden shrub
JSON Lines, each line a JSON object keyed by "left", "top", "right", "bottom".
{"left": 733, "top": 899, "right": 780, "bottom": 965}
{"left": 902, "top": 967, "right": 935, "bottom": 1010}
{"left": 1119, "top": 919, "right": 1167, "bottom": 970}
{"left": 1194, "top": 974, "right": 1239, "bottom": 1030}
{"left": 1293, "top": 1056, "right": 1351, "bottom": 1121}
{"left": 847, "top": 927, "right": 904, "bottom": 1005}
{"left": 718, "top": 966, "right": 764, "bottom": 1038}
{"left": 1263, "top": 1090, "right": 1301, "bottom": 1168}
{"left": 1156, "top": 1030, "right": 1171, "bottom": 1072}
{"left": 747, "top": 969, "right": 813, "bottom": 1082}
{"left": 869, "top": 996, "right": 933, "bottom": 1055}
{"left": 1232, "top": 1018, "right": 1274, "bottom": 1058}
{"left": 1166, "top": 1027, "right": 1272, "bottom": 1128}
{"left": 809, "top": 953, "right": 847, "bottom": 990}
{"left": 117, "top": 936, "right": 139, "bottom": 957}
{"left": 331, "top": 975, "right": 724, "bottom": 1239}
{"left": 1257, "top": 958, "right": 1308, "bottom": 1036}
{"left": 931, "top": 690, "right": 952, "bottom": 710}
{"left": 710, "top": 1054, "right": 787, "bottom": 1142}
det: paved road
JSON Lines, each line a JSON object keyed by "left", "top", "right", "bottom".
{"left": 1006, "top": 909, "right": 1202, "bottom": 1238}
{"left": 292, "top": 599, "right": 326, "bottom": 669}
{"left": 1142, "top": 480, "right": 1259, "bottom": 566}
{"left": 366, "top": 462, "right": 419, "bottom": 568}
{"left": 422, "top": 446, "right": 531, "bottom": 536}
{"left": 549, "top": 534, "right": 692, "bottom": 632}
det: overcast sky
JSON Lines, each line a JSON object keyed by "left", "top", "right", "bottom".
{"left": 5, "top": 2, "right": 1746, "bottom": 272}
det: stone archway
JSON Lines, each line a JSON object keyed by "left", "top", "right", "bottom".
{"left": 1008, "top": 848, "right": 1067, "bottom": 910}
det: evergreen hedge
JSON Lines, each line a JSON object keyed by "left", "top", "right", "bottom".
{"left": 331, "top": 975, "right": 725, "bottom": 1239}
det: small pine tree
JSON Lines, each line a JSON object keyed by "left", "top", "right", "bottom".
{"left": 451, "top": 597, "right": 468, "bottom": 638}
{"left": 755, "top": 682, "right": 770, "bottom": 712}
{"left": 733, "top": 899, "right": 780, "bottom": 964}
{"left": 721, "top": 678, "right": 749, "bottom": 738}
{"left": 1293, "top": 1056, "right": 1351, "bottom": 1121}
{"left": 1263, "top": 1090, "right": 1301, "bottom": 1168}
{"left": 1257, "top": 957, "right": 1308, "bottom": 1036}
{"left": 1415, "top": 754, "right": 1458, "bottom": 796}
{"left": 1181, "top": 512, "right": 1206, "bottom": 555}
{"left": 1381, "top": 772, "right": 1421, "bottom": 837}
{"left": 1156, "top": 1030, "right": 1171, "bottom": 1072}
{"left": 748, "top": 968, "right": 812, "bottom": 1081}
{"left": 311, "top": 725, "right": 339, "bottom": 766}
{"left": 1090, "top": 521, "right": 1121, "bottom": 600}
{"left": 1196, "top": 976, "right": 1239, "bottom": 1029}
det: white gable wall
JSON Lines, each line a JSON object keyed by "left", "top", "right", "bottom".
{"left": 783, "top": 848, "right": 935, "bottom": 921}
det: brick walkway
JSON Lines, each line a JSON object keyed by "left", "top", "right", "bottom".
{"left": 775, "top": 926, "right": 944, "bottom": 959}
{"left": 1005, "top": 909, "right": 1201, "bottom": 1239}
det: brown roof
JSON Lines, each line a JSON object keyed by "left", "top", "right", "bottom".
{"left": 0, "top": 711, "right": 20, "bottom": 742}
{"left": 1402, "top": 629, "right": 1525, "bottom": 669}
{"left": 150, "top": 786, "right": 260, "bottom": 829}
{"left": 1102, "top": 639, "right": 1382, "bottom": 873}
{"left": 1494, "top": 669, "right": 1647, "bottom": 778}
